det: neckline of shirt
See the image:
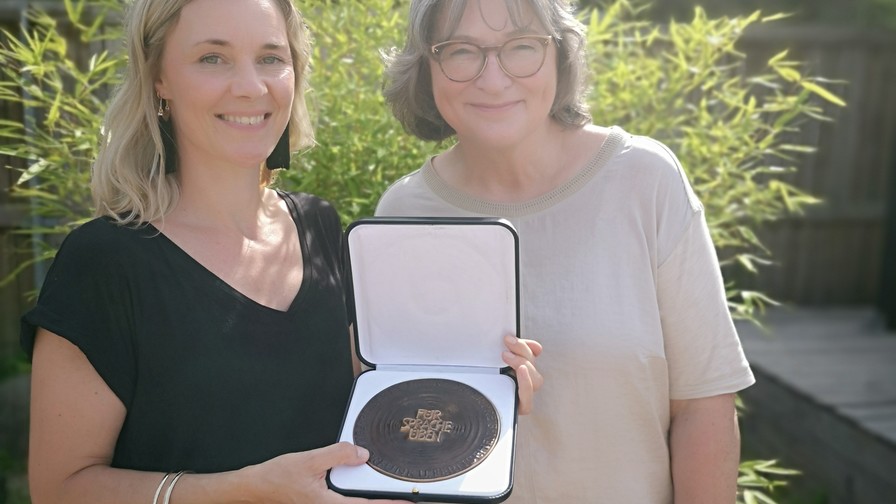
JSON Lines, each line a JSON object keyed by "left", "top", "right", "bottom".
{"left": 421, "top": 125, "right": 627, "bottom": 218}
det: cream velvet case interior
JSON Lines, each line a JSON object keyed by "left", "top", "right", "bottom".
{"left": 328, "top": 217, "right": 520, "bottom": 503}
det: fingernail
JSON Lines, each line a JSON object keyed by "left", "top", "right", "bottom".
{"left": 504, "top": 334, "right": 515, "bottom": 343}
{"left": 356, "top": 446, "right": 369, "bottom": 459}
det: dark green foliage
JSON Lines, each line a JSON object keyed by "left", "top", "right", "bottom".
{"left": 0, "top": 0, "right": 124, "bottom": 287}
{"left": 282, "top": 0, "right": 438, "bottom": 223}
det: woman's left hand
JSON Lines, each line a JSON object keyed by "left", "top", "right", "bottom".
{"left": 502, "top": 335, "right": 544, "bottom": 415}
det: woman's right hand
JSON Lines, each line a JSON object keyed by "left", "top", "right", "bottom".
{"left": 28, "top": 329, "right": 410, "bottom": 504}
{"left": 240, "top": 442, "right": 412, "bottom": 504}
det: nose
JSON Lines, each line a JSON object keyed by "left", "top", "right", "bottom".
{"left": 475, "top": 51, "right": 512, "bottom": 89}
{"left": 230, "top": 62, "right": 267, "bottom": 98}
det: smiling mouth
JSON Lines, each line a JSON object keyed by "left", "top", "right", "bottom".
{"left": 218, "top": 114, "right": 268, "bottom": 125}
{"left": 473, "top": 102, "right": 517, "bottom": 110}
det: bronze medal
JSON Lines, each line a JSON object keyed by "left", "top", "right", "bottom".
{"left": 352, "top": 378, "right": 501, "bottom": 482}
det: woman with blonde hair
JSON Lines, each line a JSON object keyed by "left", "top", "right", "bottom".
{"left": 22, "top": 0, "right": 415, "bottom": 502}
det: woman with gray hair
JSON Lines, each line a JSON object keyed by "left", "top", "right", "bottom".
{"left": 377, "top": 1, "right": 756, "bottom": 502}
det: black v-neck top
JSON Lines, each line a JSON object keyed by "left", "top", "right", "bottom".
{"left": 21, "top": 191, "right": 354, "bottom": 473}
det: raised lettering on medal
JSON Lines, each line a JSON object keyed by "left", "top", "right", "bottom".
{"left": 400, "top": 409, "right": 456, "bottom": 443}
{"left": 352, "top": 378, "right": 500, "bottom": 482}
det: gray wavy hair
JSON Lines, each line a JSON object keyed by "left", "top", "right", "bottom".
{"left": 383, "top": 0, "right": 592, "bottom": 142}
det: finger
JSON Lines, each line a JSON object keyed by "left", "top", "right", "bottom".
{"left": 305, "top": 442, "right": 369, "bottom": 473}
{"left": 519, "top": 358, "right": 543, "bottom": 392}
{"left": 516, "top": 364, "right": 534, "bottom": 415}
{"left": 502, "top": 349, "right": 528, "bottom": 369}
{"left": 523, "top": 338, "right": 543, "bottom": 357}
{"left": 502, "top": 352, "right": 543, "bottom": 415}
{"left": 503, "top": 335, "right": 534, "bottom": 361}
{"left": 501, "top": 352, "right": 542, "bottom": 388}
{"left": 505, "top": 336, "right": 543, "bottom": 362}
{"left": 501, "top": 347, "right": 542, "bottom": 382}
{"left": 503, "top": 349, "right": 543, "bottom": 391}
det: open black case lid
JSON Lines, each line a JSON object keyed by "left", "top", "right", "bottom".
{"left": 328, "top": 217, "right": 521, "bottom": 503}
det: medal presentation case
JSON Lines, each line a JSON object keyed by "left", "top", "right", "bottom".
{"left": 328, "top": 217, "right": 520, "bottom": 503}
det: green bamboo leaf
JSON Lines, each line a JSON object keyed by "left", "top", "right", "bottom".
{"left": 762, "top": 12, "right": 796, "bottom": 23}
{"left": 45, "top": 91, "right": 63, "bottom": 127}
{"left": 778, "top": 144, "right": 816, "bottom": 153}
{"left": 15, "top": 159, "right": 51, "bottom": 185}
{"left": 741, "top": 291, "right": 782, "bottom": 306}
{"left": 0, "top": 256, "right": 46, "bottom": 287}
{"left": 775, "top": 66, "right": 801, "bottom": 82}
{"left": 800, "top": 80, "right": 847, "bottom": 106}
{"left": 756, "top": 465, "right": 802, "bottom": 476}
{"left": 64, "top": 0, "right": 84, "bottom": 24}
{"left": 83, "top": 9, "right": 111, "bottom": 41}
{"left": 767, "top": 49, "right": 790, "bottom": 66}
{"left": 751, "top": 490, "right": 779, "bottom": 504}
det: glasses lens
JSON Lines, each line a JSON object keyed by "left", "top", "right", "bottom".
{"left": 437, "top": 42, "right": 484, "bottom": 82}
{"left": 499, "top": 37, "right": 547, "bottom": 78}
{"left": 433, "top": 36, "right": 549, "bottom": 82}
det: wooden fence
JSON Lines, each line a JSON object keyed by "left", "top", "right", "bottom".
{"left": 734, "top": 25, "right": 896, "bottom": 306}
{"left": 1, "top": 17, "right": 895, "bottom": 355}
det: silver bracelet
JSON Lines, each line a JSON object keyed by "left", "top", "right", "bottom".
{"left": 152, "top": 473, "right": 172, "bottom": 504}
{"left": 162, "top": 470, "right": 188, "bottom": 504}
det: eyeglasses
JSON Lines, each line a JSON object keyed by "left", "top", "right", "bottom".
{"left": 430, "top": 35, "right": 553, "bottom": 83}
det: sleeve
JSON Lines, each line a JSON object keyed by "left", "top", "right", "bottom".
{"left": 657, "top": 200, "right": 756, "bottom": 400}
{"left": 289, "top": 192, "right": 353, "bottom": 316}
{"left": 20, "top": 220, "right": 138, "bottom": 405}
{"left": 641, "top": 137, "right": 755, "bottom": 399}
{"left": 291, "top": 192, "right": 344, "bottom": 281}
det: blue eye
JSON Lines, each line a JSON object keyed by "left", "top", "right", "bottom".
{"left": 260, "top": 55, "right": 285, "bottom": 65}
{"left": 200, "top": 54, "right": 222, "bottom": 64}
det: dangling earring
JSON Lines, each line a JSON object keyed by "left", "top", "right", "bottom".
{"left": 266, "top": 125, "right": 290, "bottom": 170}
{"left": 157, "top": 95, "right": 177, "bottom": 174}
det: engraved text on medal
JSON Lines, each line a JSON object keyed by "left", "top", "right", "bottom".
{"left": 400, "top": 409, "right": 455, "bottom": 442}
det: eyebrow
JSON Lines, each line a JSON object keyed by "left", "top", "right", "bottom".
{"left": 194, "top": 39, "right": 288, "bottom": 51}
{"left": 444, "top": 27, "right": 542, "bottom": 42}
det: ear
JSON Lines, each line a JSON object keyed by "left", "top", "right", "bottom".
{"left": 155, "top": 80, "right": 167, "bottom": 100}
{"left": 155, "top": 69, "right": 172, "bottom": 100}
